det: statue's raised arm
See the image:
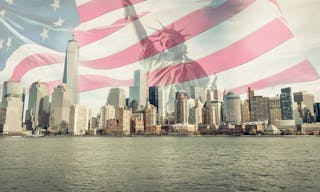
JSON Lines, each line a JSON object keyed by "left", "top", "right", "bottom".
{"left": 122, "top": 0, "right": 153, "bottom": 48}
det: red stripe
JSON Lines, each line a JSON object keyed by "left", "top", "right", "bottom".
{"left": 81, "top": 0, "right": 255, "bottom": 69}
{"left": 148, "top": 18, "right": 293, "bottom": 86}
{"left": 231, "top": 60, "right": 319, "bottom": 94}
{"left": 44, "top": 76, "right": 133, "bottom": 94}
{"left": 78, "top": 0, "right": 145, "bottom": 23}
{"left": 76, "top": 12, "right": 148, "bottom": 47}
{"left": 9, "top": 54, "right": 64, "bottom": 81}
{"left": 78, "top": 74, "right": 133, "bottom": 92}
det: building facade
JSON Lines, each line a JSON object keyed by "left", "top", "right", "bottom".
{"left": 223, "top": 92, "right": 242, "bottom": 125}
{"left": 69, "top": 104, "right": 90, "bottom": 135}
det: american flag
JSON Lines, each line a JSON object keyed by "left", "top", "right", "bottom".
{"left": 0, "top": 0, "right": 318, "bottom": 112}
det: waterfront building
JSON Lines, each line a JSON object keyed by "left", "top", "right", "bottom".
{"left": 294, "top": 91, "right": 315, "bottom": 122}
{"left": 250, "top": 96, "right": 269, "bottom": 122}
{"left": 0, "top": 81, "right": 24, "bottom": 135}
{"left": 25, "top": 82, "right": 50, "bottom": 130}
{"left": 107, "top": 88, "right": 126, "bottom": 119}
{"left": 189, "top": 99, "right": 203, "bottom": 125}
{"left": 69, "top": 104, "right": 90, "bottom": 135}
{"left": 49, "top": 84, "right": 74, "bottom": 133}
{"left": 242, "top": 100, "right": 250, "bottom": 123}
{"left": 144, "top": 102, "right": 157, "bottom": 131}
{"left": 202, "top": 90, "right": 216, "bottom": 125}
{"left": 264, "top": 124, "right": 281, "bottom": 135}
{"left": 223, "top": 92, "right": 242, "bottom": 125}
{"left": 99, "top": 104, "right": 116, "bottom": 129}
{"left": 63, "top": 34, "right": 79, "bottom": 104}
{"left": 280, "top": 87, "right": 294, "bottom": 120}
{"left": 268, "top": 96, "right": 282, "bottom": 125}
{"left": 119, "top": 107, "right": 132, "bottom": 134}
{"left": 190, "top": 86, "right": 203, "bottom": 101}
{"left": 175, "top": 92, "right": 189, "bottom": 124}
{"left": 129, "top": 69, "right": 147, "bottom": 109}
{"left": 314, "top": 103, "right": 320, "bottom": 122}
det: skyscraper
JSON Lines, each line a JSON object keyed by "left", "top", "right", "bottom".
{"left": 107, "top": 88, "right": 126, "bottom": 119}
{"left": 268, "top": 96, "right": 282, "bottom": 125}
{"left": 280, "top": 87, "right": 293, "bottom": 120}
{"left": 63, "top": 34, "right": 79, "bottom": 104}
{"left": 49, "top": 84, "right": 74, "bottom": 133}
{"left": 129, "top": 69, "right": 147, "bottom": 109}
{"left": 314, "top": 103, "right": 320, "bottom": 122}
{"left": 0, "top": 81, "right": 25, "bottom": 135}
{"left": 26, "top": 82, "right": 50, "bottom": 130}
{"left": 175, "top": 92, "right": 188, "bottom": 124}
{"left": 294, "top": 91, "right": 315, "bottom": 122}
{"left": 250, "top": 96, "right": 269, "bottom": 122}
{"left": 99, "top": 104, "right": 116, "bottom": 129}
{"left": 69, "top": 104, "right": 90, "bottom": 135}
{"left": 223, "top": 92, "right": 242, "bottom": 125}
{"left": 190, "top": 86, "right": 204, "bottom": 101}
{"left": 202, "top": 90, "right": 216, "bottom": 125}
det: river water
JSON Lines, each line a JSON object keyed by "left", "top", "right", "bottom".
{"left": 0, "top": 136, "right": 319, "bottom": 192}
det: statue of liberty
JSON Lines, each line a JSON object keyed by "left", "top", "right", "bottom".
{"left": 122, "top": 0, "right": 217, "bottom": 113}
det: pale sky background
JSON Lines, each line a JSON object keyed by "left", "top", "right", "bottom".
{"left": 278, "top": 0, "right": 320, "bottom": 74}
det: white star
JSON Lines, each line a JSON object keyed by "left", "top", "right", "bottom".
{"left": 40, "top": 27, "right": 50, "bottom": 41}
{"left": 0, "top": 9, "right": 7, "bottom": 17}
{"left": 51, "top": 0, "right": 60, "bottom": 12}
{"left": 0, "top": 39, "right": 3, "bottom": 49}
{"left": 53, "top": 17, "right": 65, "bottom": 27}
{"left": 6, "top": 36, "right": 12, "bottom": 49}
{"left": 5, "top": 0, "right": 14, "bottom": 6}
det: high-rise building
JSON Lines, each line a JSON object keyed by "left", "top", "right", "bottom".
{"left": 242, "top": 100, "right": 250, "bottom": 123}
{"left": 69, "top": 104, "right": 90, "bottom": 135}
{"left": 119, "top": 107, "right": 132, "bottom": 134}
{"left": 294, "top": 91, "right": 315, "bottom": 122}
{"left": 223, "top": 92, "right": 242, "bottom": 125}
{"left": 314, "top": 103, "right": 320, "bottom": 122}
{"left": 189, "top": 99, "right": 203, "bottom": 125}
{"left": 0, "top": 81, "right": 25, "bottom": 135}
{"left": 144, "top": 102, "right": 157, "bottom": 130}
{"left": 202, "top": 90, "right": 216, "bottom": 125}
{"left": 250, "top": 96, "right": 269, "bottom": 122}
{"left": 49, "top": 84, "right": 74, "bottom": 132}
{"left": 25, "top": 82, "right": 50, "bottom": 130}
{"left": 107, "top": 88, "right": 126, "bottom": 119}
{"left": 63, "top": 35, "right": 79, "bottom": 104}
{"left": 149, "top": 86, "right": 159, "bottom": 108}
{"left": 280, "top": 87, "right": 293, "bottom": 120}
{"left": 268, "top": 96, "right": 282, "bottom": 125}
{"left": 129, "top": 69, "right": 147, "bottom": 109}
{"left": 175, "top": 92, "right": 188, "bottom": 124}
{"left": 99, "top": 104, "right": 116, "bottom": 129}
{"left": 190, "top": 86, "right": 203, "bottom": 101}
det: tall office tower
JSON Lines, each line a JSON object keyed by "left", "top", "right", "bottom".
{"left": 107, "top": 87, "right": 126, "bottom": 119}
{"left": 0, "top": 81, "right": 24, "bottom": 135}
{"left": 280, "top": 87, "right": 293, "bottom": 120}
{"left": 99, "top": 104, "right": 116, "bottom": 129}
{"left": 202, "top": 90, "right": 216, "bottom": 125}
{"left": 190, "top": 86, "right": 204, "bottom": 101}
{"left": 294, "top": 91, "right": 315, "bottom": 122}
{"left": 250, "top": 96, "right": 269, "bottom": 122}
{"left": 25, "top": 82, "right": 50, "bottom": 130}
{"left": 223, "top": 92, "right": 242, "bottom": 125}
{"left": 189, "top": 99, "right": 203, "bottom": 125}
{"left": 49, "top": 84, "right": 74, "bottom": 133}
{"left": 129, "top": 69, "right": 147, "bottom": 109}
{"left": 63, "top": 35, "right": 79, "bottom": 104}
{"left": 268, "top": 96, "right": 282, "bottom": 125}
{"left": 242, "top": 100, "right": 250, "bottom": 123}
{"left": 119, "top": 107, "right": 132, "bottom": 134}
{"left": 144, "top": 102, "right": 157, "bottom": 130}
{"left": 149, "top": 86, "right": 159, "bottom": 107}
{"left": 175, "top": 92, "right": 189, "bottom": 124}
{"left": 314, "top": 103, "right": 320, "bottom": 122}
{"left": 247, "top": 87, "right": 255, "bottom": 116}
{"left": 69, "top": 104, "right": 90, "bottom": 135}
{"left": 212, "top": 100, "right": 223, "bottom": 125}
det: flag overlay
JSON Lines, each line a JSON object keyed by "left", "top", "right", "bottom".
{"left": 0, "top": 0, "right": 319, "bottom": 113}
